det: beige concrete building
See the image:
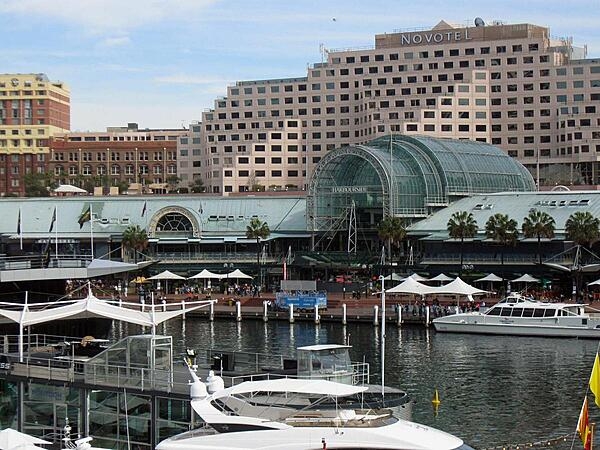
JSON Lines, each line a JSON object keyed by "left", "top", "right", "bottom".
{"left": 201, "top": 20, "right": 600, "bottom": 194}
{"left": 0, "top": 73, "right": 70, "bottom": 195}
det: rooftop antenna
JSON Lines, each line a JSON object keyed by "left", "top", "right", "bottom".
{"left": 474, "top": 17, "right": 485, "bottom": 27}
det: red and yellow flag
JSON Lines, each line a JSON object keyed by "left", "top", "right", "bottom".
{"left": 578, "top": 396, "right": 593, "bottom": 450}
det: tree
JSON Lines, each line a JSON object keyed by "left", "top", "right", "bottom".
{"left": 521, "top": 209, "right": 555, "bottom": 264}
{"left": 447, "top": 211, "right": 478, "bottom": 274}
{"left": 166, "top": 175, "right": 181, "bottom": 193}
{"left": 24, "top": 172, "right": 56, "bottom": 197}
{"left": 246, "top": 218, "right": 270, "bottom": 288}
{"left": 122, "top": 225, "right": 149, "bottom": 263}
{"left": 565, "top": 211, "right": 600, "bottom": 248}
{"left": 189, "top": 178, "right": 205, "bottom": 193}
{"left": 377, "top": 216, "right": 406, "bottom": 267}
{"left": 485, "top": 213, "right": 518, "bottom": 285}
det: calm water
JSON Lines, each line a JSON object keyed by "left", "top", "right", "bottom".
{"left": 114, "top": 319, "right": 600, "bottom": 449}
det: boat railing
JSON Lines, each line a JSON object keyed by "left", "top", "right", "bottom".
{"left": 226, "top": 362, "right": 370, "bottom": 387}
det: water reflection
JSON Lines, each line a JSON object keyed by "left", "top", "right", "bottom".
{"left": 113, "top": 318, "right": 598, "bottom": 449}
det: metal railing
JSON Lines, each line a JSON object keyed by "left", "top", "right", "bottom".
{"left": 152, "top": 252, "right": 280, "bottom": 264}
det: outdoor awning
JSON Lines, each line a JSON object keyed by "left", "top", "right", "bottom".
{"left": 474, "top": 273, "right": 503, "bottom": 283}
{"left": 188, "top": 269, "right": 223, "bottom": 280}
{"left": 432, "top": 277, "right": 487, "bottom": 296}
{"left": 148, "top": 270, "right": 186, "bottom": 280}
{"left": 386, "top": 277, "right": 435, "bottom": 295}
{"left": 512, "top": 274, "right": 540, "bottom": 283}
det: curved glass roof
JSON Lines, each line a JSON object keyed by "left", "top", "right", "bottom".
{"left": 308, "top": 135, "right": 535, "bottom": 228}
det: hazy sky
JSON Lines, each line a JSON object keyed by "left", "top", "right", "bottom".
{"left": 2, "top": 0, "right": 598, "bottom": 131}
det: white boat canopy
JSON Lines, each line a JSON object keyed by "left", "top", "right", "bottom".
{"left": 474, "top": 273, "right": 504, "bottom": 283}
{"left": 148, "top": 270, "right": 186, "bottom": 280}
{"left": 386, "top": 277, "right": 435, "bottom": 295}
{"left": 225, "top": 269, "right": 253, "bottom": 279}
{"left": 211, "top": 378, "right": 368, "bottom": 399}
{"left": 188, "top": 269, "right": 224, "bottom": 280}
{"left": 512, "top": 274, "right": 540, "bottom": 283}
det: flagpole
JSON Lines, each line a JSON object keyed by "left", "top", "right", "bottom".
{"left": 55, "top": 206, "right": 58, "bottom": 258}
{"left": 19, "top": 206, "right": 22, "bottom": 250}
{"left": 90, "top": 203, "right": 94, "bottom": 259}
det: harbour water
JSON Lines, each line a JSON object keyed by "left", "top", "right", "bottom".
{"left": 114, "top": 318, "right": 599, "bottom": 449}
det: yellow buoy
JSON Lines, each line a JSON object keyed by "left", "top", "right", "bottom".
{"left": 431, "top": 389, "right": 441, "bottom": 406}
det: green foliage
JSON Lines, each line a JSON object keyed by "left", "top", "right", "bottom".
{"left": 565, "top": 211, "right": 600, "bottom": 248}
{"left": 485, "top": 213, "right": 518, "bottom": 246}
{"left": 447, "top": 211, "right": 478, "bottom": 241}
{"left": 522, "top": 209, "right": 555, "bottom": 264}
{"left": 246, "top": 218, "right": 270, "bottom": 287}
{"left": 122, "top": 225, "right": 149, "bottom": 262}
{"left": 189, "top": 178, "right": 205, "bottom": 193}
{"left": 24, "top": 172, "right": 56, "bottom": 197}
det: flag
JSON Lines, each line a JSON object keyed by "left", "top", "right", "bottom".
{"left": 78, "top": 206, "right": 91, "bottom": 229}
{"left": 577, "top": 396, "right": 593, "bottom": 450}
{"left": 590, "top": 353, "right": 600, "bottom": 407}
{"left": 48, "top": 207, "right": 56, "bottom": 233}
{"left": 141, "top": 201, "right": 147, "bottom": 217}
{"left": 16, "top": 208, "right": 21, "bottom": 235}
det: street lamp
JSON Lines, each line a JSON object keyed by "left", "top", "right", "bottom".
{"left": 223, "top": 262, "right": 233, "bottom": 294}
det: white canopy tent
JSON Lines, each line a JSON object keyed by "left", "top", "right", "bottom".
{"left": 225, "top": 269, "right": 253, "bottom": 280}
{"left": 0, "top": 286, "right": 215, "bottom": 362}
{"left": 404, "top": 273, "right": 429, "bottom": 282}
{"left": 53, "top": 184, "right": 87, "bottom": 194}
{"left": 432, "top": 277, "right": 487, "bottom": 296}
{"left": 588, "top": 279, "right": 600, "bottom": 287}
{"left": 386, "top": 277, "right": 435, "bottom": 295}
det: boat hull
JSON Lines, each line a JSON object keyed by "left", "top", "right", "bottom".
{"left": 433, "top": 317, "right": 600, "bottom": 338}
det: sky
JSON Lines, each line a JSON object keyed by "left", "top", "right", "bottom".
{"left": 2, "top": 0, "right": 599, "bottom": 131}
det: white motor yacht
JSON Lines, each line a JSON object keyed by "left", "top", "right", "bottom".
{"left": 156, "top": 368, "right": 473, "bottom": 450}
{"left": 433, "top": 293, "right": 600, "bottom": 338}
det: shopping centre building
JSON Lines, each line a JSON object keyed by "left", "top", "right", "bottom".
{"left": 199, "top": 19, "right": 600, "bottom": 194}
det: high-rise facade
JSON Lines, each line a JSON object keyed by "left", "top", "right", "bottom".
{"left": 0, "top": 73, "right": 70, "bottom": 196}
{"left": 200, "top": 20, "right": 600, "bottom": 194}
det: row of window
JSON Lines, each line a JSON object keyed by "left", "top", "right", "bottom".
{"left": 67, "top": 135, "right": 180, "bottom": 142}
{"left": 51, "top": 152, "right": 177, "bottom": 162}
{"left": 52, "top": 165, "right": 177, "bottom": 176}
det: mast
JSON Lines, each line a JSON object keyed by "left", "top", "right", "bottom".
{"left": 380, "top": 274, "right": 386, "bottom": 400}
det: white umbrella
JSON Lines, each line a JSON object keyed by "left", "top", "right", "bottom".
{"left": 512, "top": 274, "right": 540, "bottom": 283}
{"left": 147, "top": 270, "right": 186, "bottom": 280}
{"left": 406, "top": 273, "right": 429, "bottom": 282}
{"left": 188, "top": 269, "right": 224, "bottom": 280}
{"left": 474, "top": 273, "right": 504, "bottom": 283}
{"left": 588, "top": 279, "right": 600, "bottom": 287}
{"left": 428, "top": 273, "right": 453, "bottom": 284}
{"left": 383, "top": 273, "right": 404, "bottom": 281}
{"left": 0, "top": 429, "right": 51, "bottom": 449}
{"left": 148, "top": 270, "right": 186, "bottom": 295}
{"left": 225, "top": 269, "right": 253, "bottom": 279}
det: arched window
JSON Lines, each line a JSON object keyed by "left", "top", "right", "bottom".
{"left": 155, "top": 212, "right": 193, "bottom": 235}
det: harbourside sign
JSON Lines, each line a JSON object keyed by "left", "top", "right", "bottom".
{"left": 331, "top": 186, "right": 367, "bottom": 193}
{"left": 397, "top": 28, "right": 471, "bottom": 46}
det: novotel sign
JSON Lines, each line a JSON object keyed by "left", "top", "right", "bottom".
{"left": 397, "top": 28, "right": 471, "bottom": 46}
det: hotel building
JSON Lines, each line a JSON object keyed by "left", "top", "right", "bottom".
{"left": 200, "top": 20, "right": 600, "bottom": 194}
{"left": 49, "top": 123, "right": 187, "bottom": 193}
{"left": 0, "top": 73, "right": 70, "bottom": 196}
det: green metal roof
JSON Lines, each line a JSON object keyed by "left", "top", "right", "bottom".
{"left": 308, "top": 135, "right": 535, "bottom": 224}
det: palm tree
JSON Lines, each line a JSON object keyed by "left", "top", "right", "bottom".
{"left": 447, "top": 211, "right": 478, "bottom": 274}
{"left": 122, "top": 225, "right": 149, "bottom": 263}
{"left": 522, "top": 209, "right": 555, "bottom": 265}
{"left": 485, "top": 213, "right": 518, "bottom": 287}
{"left": 565, "top": 211, "right": 600, "bottom": 249}
{"left": 377, "top": 216, "right": 406, "bottom": 268}
{"left": 246, "top": 218, "right": 270, "bottom": 288}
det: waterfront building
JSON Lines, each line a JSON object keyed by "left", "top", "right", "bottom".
{"left": 177, "top": 121, "right": 204, "bottom": 191}
{"left": 0, "top": 73, "right": 70, "bottom": 196}
{"left": 200, "top": 19, "right": 600, "bottom": 194}
{"left": 49, "top": 123, "right": 187, "bottom": 194}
